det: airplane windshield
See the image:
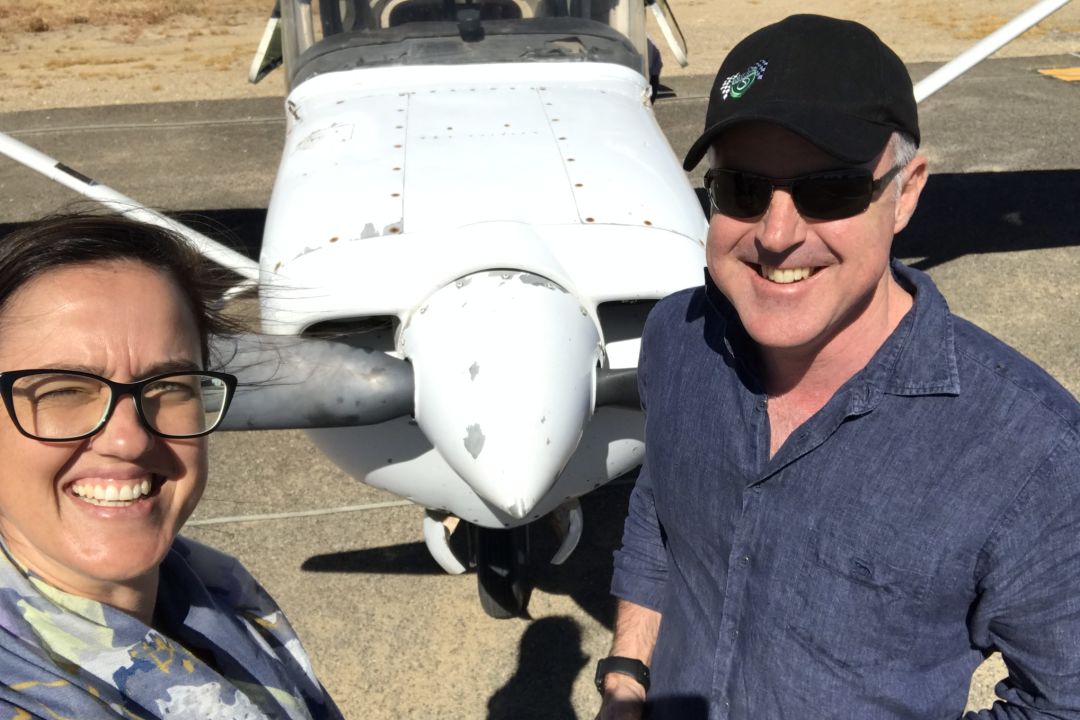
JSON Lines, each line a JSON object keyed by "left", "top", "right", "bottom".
{"left": 281, "top": 0, "right": 647, "bottom": 87}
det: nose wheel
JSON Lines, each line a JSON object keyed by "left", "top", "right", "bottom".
{"left": 474, "top": 524, "right": 532, "bottom": 619}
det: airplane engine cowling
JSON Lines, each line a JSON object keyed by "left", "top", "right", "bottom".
{"left": 401, "top": 271, "right": 601, "bottom": 519}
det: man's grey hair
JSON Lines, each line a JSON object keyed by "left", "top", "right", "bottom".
{"left": 888, "top": 131, "right": 919, "bottom": 200}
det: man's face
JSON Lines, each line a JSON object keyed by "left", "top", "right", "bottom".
{"left": 705, "top": 123, "right": 924, "bottom": 357}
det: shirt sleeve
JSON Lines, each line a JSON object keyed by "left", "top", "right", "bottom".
{"left": 610, "top": 329, "right": 669, "bottom": 612}
{"left": 963, "top": 430, "right": 1080, "bottom": 719}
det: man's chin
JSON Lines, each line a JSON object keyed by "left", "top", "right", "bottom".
{"left": 740, "top": 315, "right": 832, "bottom": 356}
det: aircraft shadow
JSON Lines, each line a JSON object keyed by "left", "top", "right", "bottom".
{"left": 689, "top": 168, "right": 1079, "bottom": 269}
{"left": 300, "top": 480, "right": 632, "bottom": 630}
{"left": 895, "top": 168, "right": 1080, "bottom": 269}
{"left": 1, "top": 169, "right": 1075, "bottom": 271}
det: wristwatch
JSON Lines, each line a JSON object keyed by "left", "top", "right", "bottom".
{"left": 595, "top": 656, "right": 650, "bottom": 694}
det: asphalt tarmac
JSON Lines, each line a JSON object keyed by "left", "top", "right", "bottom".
{"left": 0, "top": 55, "right": 1077, "bottom": 718}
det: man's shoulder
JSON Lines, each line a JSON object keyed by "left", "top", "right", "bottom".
{"left": 644, "top": 285, "right": 708, "bottom": 335}
{"left": 653, "top": 284, "right": 707, "bottom": 314}
{"left": 950, "top": 314, "right": 1079, "bottom": 431}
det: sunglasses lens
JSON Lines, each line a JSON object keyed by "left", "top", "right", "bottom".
{"left": 793, "top": 174, "right": 873, "bottom": 220}
{"left": 708, "top": 170, "right": 772, "bottom": 218}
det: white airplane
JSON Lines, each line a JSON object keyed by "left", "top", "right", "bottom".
{"left": 1, "top": 0, "right": 702, "bottom": 618}
{"left": 1, "top": 0, "right": 1069, "bottom": 618}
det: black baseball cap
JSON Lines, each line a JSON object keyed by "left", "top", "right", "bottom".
{"left": 683, "top": 14, "right": 919, "bottom": 170}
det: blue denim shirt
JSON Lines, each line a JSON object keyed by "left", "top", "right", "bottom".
{"left": 612, "top": 261, "right": 1080, "bottom": 720}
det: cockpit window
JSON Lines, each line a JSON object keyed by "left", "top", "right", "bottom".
{"left": 281, "top": 0, "right": 646, "bottom": 88}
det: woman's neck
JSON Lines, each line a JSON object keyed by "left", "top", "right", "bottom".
{"left": 1, "top": 533, "right": 159, "bottom": 625}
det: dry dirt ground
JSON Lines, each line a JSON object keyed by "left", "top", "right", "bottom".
{"left": 1, "top": 0, "right": 1078, "bottom": 111}
{"left": 2, "top": 0, "right": 1078, "bottom": 716}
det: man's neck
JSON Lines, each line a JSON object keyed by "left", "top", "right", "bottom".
{"left": 760, "top": 274, "right": 913, "bottom": 456}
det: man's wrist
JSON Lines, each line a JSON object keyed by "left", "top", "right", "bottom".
{"left": 595, "top": 656, "right": 650, "bottom": 695}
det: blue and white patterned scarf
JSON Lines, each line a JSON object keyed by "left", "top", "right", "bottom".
{"left": 0, "top": 536, "right": 342, "bottom": 719}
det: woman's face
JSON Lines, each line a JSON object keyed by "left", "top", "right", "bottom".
{"left": 0, "top": 260, "right": 207, "bottom": 602}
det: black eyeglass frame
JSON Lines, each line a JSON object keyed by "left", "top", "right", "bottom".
{"left": 703, "top": 163, "right": 904, "bottom": 220}
{"left": 0, "top": 369, "right": 237, "bottom": 442}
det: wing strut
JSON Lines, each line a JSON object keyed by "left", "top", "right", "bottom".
{"left": 0, "top": 129, "right": 260, "bottom": 281}
{"left": 914, "top": 0, "right": 1073, "bottom": 102}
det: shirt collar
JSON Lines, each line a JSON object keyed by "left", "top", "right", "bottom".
{"left": 701, "top": 260, "right": 961, "bottom": 400}
{"left": 702, "top": 268, "right": 755, "bottom": 363}
{"left": 866, "top": 260, "right": 960, "bottom": 398}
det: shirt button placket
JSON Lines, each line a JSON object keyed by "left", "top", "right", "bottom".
{"left": 713, "top": 490, "right": 758, "bottom": 716}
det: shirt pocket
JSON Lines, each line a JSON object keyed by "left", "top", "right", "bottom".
{"left": 786, "top": 529, "right": 933, "bottom": 670}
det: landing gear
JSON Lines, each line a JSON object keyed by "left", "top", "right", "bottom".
{"left": 421, "top": 502, "right": 583, "bottom": 619}
{"left": 474, "top": 524, "right": 532, "bottom": 619}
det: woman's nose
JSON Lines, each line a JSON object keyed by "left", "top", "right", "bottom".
{"left": 90, "top": 395, "right": 155, "bottom": 458}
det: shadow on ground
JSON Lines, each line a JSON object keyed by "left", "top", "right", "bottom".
{"left": 676, "top": 168, "right": 1078, "bottom": 267}
{"left": 895, "top": 169, "right": 1080, "bottom": 268}
{"left": 300, "top": 481, "right": 633, "bottom": 630}
{"left": 2, "top": 170, "right": 1076, "bottom": 270}
{"left": 485, "top": 616, "right": 588, "bottom": 720}
{"left": 300, "top": 482, "right": 631, "bottom": 720}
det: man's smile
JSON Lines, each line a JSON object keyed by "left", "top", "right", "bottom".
{"left": 751, "top": 263, "right": 820, "bottom": 284}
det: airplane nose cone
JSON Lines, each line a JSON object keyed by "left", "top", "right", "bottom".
{"left": 401, "top": 271, "right": 601, "bottom": 519}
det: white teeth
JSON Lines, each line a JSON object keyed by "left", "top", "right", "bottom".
{"left": 71, "top": 479, "right": 155, "bottom": 507}
{"left": 759, "top": 264, "right": 814, "bottom": 284}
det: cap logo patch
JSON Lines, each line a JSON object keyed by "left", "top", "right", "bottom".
{"left": 720, "top": 59, "right": 768, "bottom": 100}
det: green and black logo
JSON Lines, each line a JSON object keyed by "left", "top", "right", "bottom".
{"left": 720, "top": 59, "right": 769, "bottom": 100}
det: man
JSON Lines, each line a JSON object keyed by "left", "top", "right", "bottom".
{"left": 596, "top": 14, "right": 1080, "bottom": 720}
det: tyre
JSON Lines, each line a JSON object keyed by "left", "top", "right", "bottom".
{"left": 475, "top": 524, "right": 532, "bottom": 619}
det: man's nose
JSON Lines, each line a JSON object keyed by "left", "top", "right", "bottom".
{"left": 90, "top": 395, "right": 155, "bottom": 458}
{"left": 757, "top": 188, "right": 804, "bottom": 252}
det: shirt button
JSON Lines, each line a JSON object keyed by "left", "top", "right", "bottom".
{"left": 740, "top": 555, "right": 750, "bottom": 566}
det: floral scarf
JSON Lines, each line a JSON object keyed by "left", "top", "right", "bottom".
{"left": 0, "top": 537, "right": 342, "bottom": 719}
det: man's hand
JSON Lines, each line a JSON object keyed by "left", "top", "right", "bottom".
{"left": 595, "top": 599, "right": 661, "bottom": 720}
{"left": 595, "top": 672, "right": 647, "bottom": 720}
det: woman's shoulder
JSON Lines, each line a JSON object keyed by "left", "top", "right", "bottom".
{"left": 167, "top": 536, "right": 267, "bottom": 611}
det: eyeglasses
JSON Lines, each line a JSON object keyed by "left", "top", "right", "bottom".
{"left": 0, "top": 370, "right": 237, "bottom": 442}
{"left": 703, "top": 164, "right": 903, "bottom": 220}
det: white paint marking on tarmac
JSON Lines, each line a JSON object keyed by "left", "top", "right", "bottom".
{"left": 4, "top": 116, "right": 284, "bottom": 138}
{"left": 187, "top": 500, "right": 414, "bottom": 527}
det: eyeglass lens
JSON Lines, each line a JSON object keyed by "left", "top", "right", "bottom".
{"left": 9, "top": 373, "right": 229, "bottom": 440}
{"left": 707, "top": 170, "right": 876, "bottom": 220}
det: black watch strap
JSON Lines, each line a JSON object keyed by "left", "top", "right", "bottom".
{"left": 595, "top": 656, "right": 650, "bottom": 693}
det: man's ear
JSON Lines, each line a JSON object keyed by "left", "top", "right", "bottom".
{"left": 893, "top": 155, "right": 928, "bottom": 235}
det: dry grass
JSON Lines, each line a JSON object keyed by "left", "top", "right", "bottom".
{"left": 0, "top": 0, "right": 268, "bottom": 35}
{"left": 920, "top": 10, "right": 1080, "bottom": 41}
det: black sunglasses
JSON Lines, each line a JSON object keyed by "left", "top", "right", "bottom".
{"left": 703, "top": 164, "right": 903, "bottom": 220}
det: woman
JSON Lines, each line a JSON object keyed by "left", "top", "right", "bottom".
{"left": 0, "top": 213, "right": 342, "bottom": 719}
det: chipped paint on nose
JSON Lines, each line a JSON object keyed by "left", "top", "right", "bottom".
{"left": 401, "top": 270, "right": 600, "bottom": 517}
{"left": 464, "top": 424, "right": 485, "bottom": 459}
